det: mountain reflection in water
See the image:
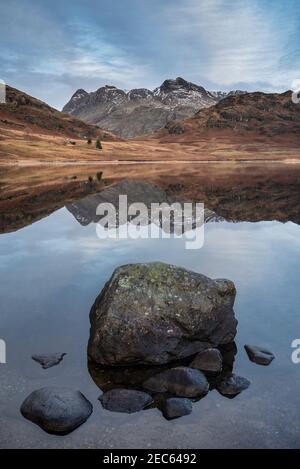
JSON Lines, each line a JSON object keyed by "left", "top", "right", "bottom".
{"left": 0, "top": 165, "right": 300, "bottom": 448}
{"left": 1, "top": 163, "right": 300, "bottom": 234}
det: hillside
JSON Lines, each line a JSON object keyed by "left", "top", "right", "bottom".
{"left": 0, "top": 85, "right": 116, "bottom": 140}
{"left": 160, "top": 91, "right": 300, "bottom": 144}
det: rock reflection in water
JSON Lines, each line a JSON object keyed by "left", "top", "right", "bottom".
{"left": 88, "top": 342, "right": 244, "bottom": 420}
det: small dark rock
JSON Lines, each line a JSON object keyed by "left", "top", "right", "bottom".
{"left": 20, "top": 387, "right": 93, "bottom": 434}
{"left": 244, "top": 344, "right": 274, "bottom": 366}
{"left": 31, "top": 353, "right": 66, "bottom": 369}
{"left": 190, "top": 348, "right": 222, "bottom": 373}
{"left": 99, "top": 388, "right": 153, "bottom": 413}
{"left": 143, "top": 367, "right": 209, "bottom": 398}
{"left": 216, "top": 373, "right": 250, "bottom": 398}
{"left": 219, "top": 342, "right": 237, "bottom": 373}
{"left": 162, "top": 398, "right": 192, "bottom": 420}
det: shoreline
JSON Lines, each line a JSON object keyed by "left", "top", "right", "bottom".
{"left": 1, "top": 158, "right": 300, "bottom": 166}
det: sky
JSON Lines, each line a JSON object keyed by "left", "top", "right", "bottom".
{"left": 1, "top": 0, "right": 300, "bottom": 110}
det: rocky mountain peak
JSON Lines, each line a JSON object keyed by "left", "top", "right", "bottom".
{"left": 92, "top": 85, "right": 127, "bottom": 106}
{"left": 227, "top": 90, "right": 247, "bottom": 97}
{"left": 154, "top": 77, "right": 209, "bottom": 97}
{"left": 71, "top": 88, "right": 88, "bottom": 100}
{"left": 95, "top": 85, "right": 125, "bottom": 95}
{"left": 127, "top": 88, "right": 154, "bottom": 101}
{"left": 158, "top": 77, "right": 188, "bottom": 92}
{"left": 152, "top": 77, "right": 215, "bottom": 108}
{"left": 63, "top": 88, "right": 88, "bottom": 113}
{"left": 62, "top": 78, "right": 248, "bottom": 138}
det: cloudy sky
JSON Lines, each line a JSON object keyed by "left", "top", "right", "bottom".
{"left": 1, "top": 0, "right": 300, "bottom": 109}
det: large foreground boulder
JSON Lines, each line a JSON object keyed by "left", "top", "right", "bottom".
{"left": 88, "top": 262, "right": 237, "bottom": 366}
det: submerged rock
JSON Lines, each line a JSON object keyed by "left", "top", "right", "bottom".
{"left": 190, "top": 348, "right": 223, "bottom": 373}
{"left": 219, "top": 342, "right": 237, "bottom": 373}
{"left": 244, "top": 344, "right": 274, "bottom": 366}
{"left": 20, "top": 387, "right": 93, "bottom": 434}
{"left": 88, "top": 360, "right": 171, "bottom": 393}
{"left": 216, "top": 373, "right": 250, "bottom": 398}
{"left": 99, "top": 389, "right": 153, "bottom": 413}
{"left": 88, "top": 262, "right": 237, "bottom": 366}
{"left": 162, "top": 398, "right": 192, "bottom": 420}
{"left": 143, "top": 367, "right": 209, "bottom": 398}
{"left": 31, "top": 353, "right": 66, "bottom": 369}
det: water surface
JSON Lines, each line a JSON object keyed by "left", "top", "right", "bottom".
{"left": 0, "top": 205, "right": 300, "bottom": 448}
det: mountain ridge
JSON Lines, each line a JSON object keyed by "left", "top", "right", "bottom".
{"left": 62, "top": 77, "right": 246, "bottom": 138}
{"left": 155, "top": 90, "right": 300, "bottom": 148}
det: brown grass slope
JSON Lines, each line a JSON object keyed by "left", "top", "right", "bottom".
{"left": 0, "top": 85, "right": 118, "bottom": 140}
{"left": 160, "top": 91, "right": 300, "bottom": 145}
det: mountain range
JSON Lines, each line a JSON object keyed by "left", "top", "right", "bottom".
{"left": 2, "top": 83, "right": 299, "bottom": 147}
{"left": 62, "top": 77, "right": 246, "bottom": 138}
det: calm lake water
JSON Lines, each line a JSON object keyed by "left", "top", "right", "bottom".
{"left": 0, "top": 202, "right": 300, "bottom": 448}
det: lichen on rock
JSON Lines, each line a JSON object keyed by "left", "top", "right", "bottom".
{"left": 88, "top": 262, "right": 237, "bottom": 366}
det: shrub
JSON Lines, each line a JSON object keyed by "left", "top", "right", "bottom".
{"left": 87, "top": 138, "right": 92, "bottom": 144}
{"left": 96, "top": 138, "right": 102, "bottom": 150}
{"left": 96, "top": 171, "right": 103, "bottom": 181}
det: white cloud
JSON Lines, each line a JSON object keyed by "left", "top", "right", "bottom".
{"left": 55, "top": 21, "right": 152, "bottom": 88}
{"left": 2, "top": 0, "right": 300, "bottom": 108}
{"left": 163, "top": 0, "right": 300, "bottom": 91}
{"left": 0, "top": 3, "right": 153, "bottom": 107}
